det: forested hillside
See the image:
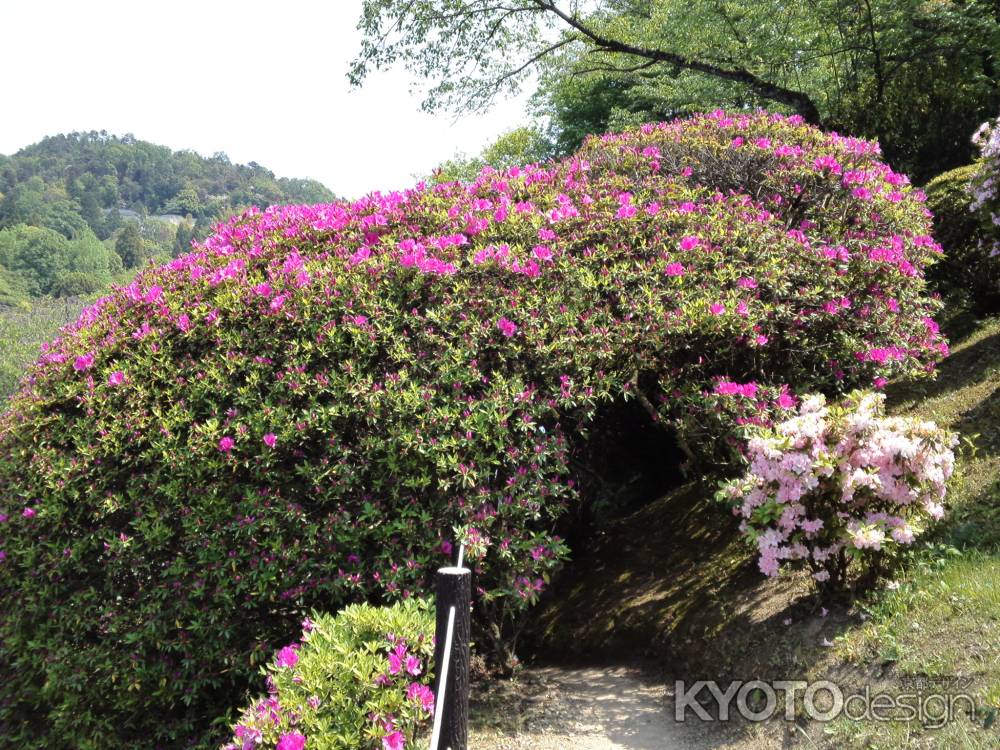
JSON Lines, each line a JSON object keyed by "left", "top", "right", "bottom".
{"left": 0, "top": 131, "right": 336, "bottom": 304}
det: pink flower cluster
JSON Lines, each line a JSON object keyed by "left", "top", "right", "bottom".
{"left": 722, "top": 391, "right": 957, "bottom": 588}
{"left": 225, "top": 605, "right": 435, "bottom": 750}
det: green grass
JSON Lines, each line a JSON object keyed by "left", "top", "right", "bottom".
{"left": 824, "top": 315, "right": 1000, "bottom": 748}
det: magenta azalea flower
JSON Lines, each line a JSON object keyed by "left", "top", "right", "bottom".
{"left": 73, "top": 353, "right": 95, "bottom": 372}
{"left": 275, "top": 644, "right": 299, "bottom": 668}
{"left": 108, "top": 370, "right": 125, "bottom": 387}
{"left": 387, "top": 650, "right": 403, "bottom": 675}
{"left": 663, "top": 262, "right": 685, "bottom": 277}
{"left": 263, "top": 433, "right": 277, "bottom": 448}
{"left": 276, "top": 732, "right": 306, "bottom": 750}
{"left": 776, "top": 392, "right": 796, "bottom": 409}
{"left": 407, "top": 681, "right": 436, "bottom": 712}
{"left": 218, "top": 436, "right": 235, "bottom": 453}
{"left": 22, "top": 507, "right": 36, "bottom": 519}
{"left": 382, "top": 730, "right": 405, "bottom": 750}
{"left": 405, "top": 655, "right": 422, "bottom": 675}
{"left": 497, "top": 317, "right": 518, "bottom": 337}
{"left": 709, "top": 302, "right": 726, "bottom": 315}
{"left": 532, "top": 244, "right": 553, "bottom": 261}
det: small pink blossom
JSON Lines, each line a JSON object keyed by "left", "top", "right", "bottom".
{"left": 532, "top": 245, "right": 553, "bottom": 261}
{"left": 218, "top": 436, "right": 235, "bottom": 453}
{"left": 407, "top": 681, "right": 436, "bottom": 712}
{"left": 382, "top": 731, "right": 405, "bottom": 750}
{"left": 22, "top": 507, "right": 36, "bottom": 519}
{"left": 276, "top": 644, "right": 299, "bottom": 668}
{"left": 405, "top": 655, "right": 422, "bottom": 675}
{"left": 108, "top": 371, "right": 125, "bottom": 387}
{"left": 497, "top": 317, "right": 518, "bottom": 337}
{"left": 263, "top": 433, "right": 277, "bottom": 448}
{"left": 276, "top": 732, "right": 306, "bottom": 750}
{"left": 73, "top": 353, "right": 95, "bottom": 372}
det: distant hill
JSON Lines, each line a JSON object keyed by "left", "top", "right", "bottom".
{"left": 0, "top": 131, "right": 337, "bottom": 304}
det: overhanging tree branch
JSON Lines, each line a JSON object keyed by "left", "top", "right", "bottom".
{"left": 531, "top": 0, "right": 823, "bottom": 123}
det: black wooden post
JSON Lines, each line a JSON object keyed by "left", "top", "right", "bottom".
{"left": 431, "top": 565, "right": 471, "bottom": 750}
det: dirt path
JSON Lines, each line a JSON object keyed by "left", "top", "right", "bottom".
{"left": 469, "top": 665, "right": 773, "bottom": 750}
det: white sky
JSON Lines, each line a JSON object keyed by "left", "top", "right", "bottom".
{"left": 0, "top": 0, "right": 534, "bottom": 199}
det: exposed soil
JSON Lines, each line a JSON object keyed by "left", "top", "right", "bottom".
{"left": 469, "top": 664, "right": 778, "bottom": 750}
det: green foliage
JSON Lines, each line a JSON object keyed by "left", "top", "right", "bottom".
{"left": 433, "top": 127, "right": 555, "bottom": 184}
{"left": 924, "top": 165, "right": 1000, "bottom": 313}
{"left": 49, "top": 271, "right": 107, "bottom": 298}
{"left": 114, "top": 221, "right": 146, "bottom": 269}
{"left": 0, "top": 266, "right": 29, "bottom": 308}
{"left": 0, "top": 224, "right": 117, "bottom": 296}
{"left": 355, "top": 0, "right": 1000, "bottom": 180}
{"left": 225, "top": 601, "right": 436, "bottom": 750}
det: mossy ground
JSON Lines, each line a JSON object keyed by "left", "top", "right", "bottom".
{"left": 499, "top": 314, "right": 1000, "bottom": 748}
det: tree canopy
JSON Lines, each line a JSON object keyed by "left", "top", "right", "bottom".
{"left": 354, "top": 0, "right": 1000, "bottom": 179}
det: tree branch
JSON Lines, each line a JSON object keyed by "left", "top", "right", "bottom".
{"left": 531, "top": 0, "right": 823, "bottom": 123}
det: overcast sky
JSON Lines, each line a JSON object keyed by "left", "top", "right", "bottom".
{"left": 1, "top": 0, "right": 534, "bottom": 199}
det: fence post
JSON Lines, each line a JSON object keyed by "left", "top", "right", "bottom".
{"left": 431, "top": 564, "right": 471, "bottom": 750}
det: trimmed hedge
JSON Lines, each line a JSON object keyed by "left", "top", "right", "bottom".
{"left": 924, "top": 164, "right": 1000, "bottom": 312}
{"left": 0, "top": 111, "right": 946, "bottom": 748}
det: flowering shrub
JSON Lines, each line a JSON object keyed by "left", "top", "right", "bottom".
{"left": 225, "top": 601, "right": 435, "bottom": 750}
{"left": 0, "top": 111, "right": 946, "bottom": 747}
{"left": 721, "top": 392, "right": 957, "bottom": 590}
{"left": 925, "top": 154, "right": 1000, "bottom": 312}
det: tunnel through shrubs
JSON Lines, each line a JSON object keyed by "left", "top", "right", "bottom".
{"left": 0, "top": 111, "right": 946, "bottom": 748}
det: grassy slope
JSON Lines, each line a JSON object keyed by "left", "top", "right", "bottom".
{"left": 527, "top": 315, "right": 1000, "bottom": 748}
{"left": 0, "top": 296, "right": 92, "bottom": 397}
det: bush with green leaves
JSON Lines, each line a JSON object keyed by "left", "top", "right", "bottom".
{"left": 224, "top": 601, "right": 435, "bottom": 750}
{"left": 925, "top": 161, "right": 1000, "bottom": 313}
{"left": 924, "top": 164, "right": 1000, "bottom": 312}
{"left": 0, "top": 111, "right": 946, "bottom": 748}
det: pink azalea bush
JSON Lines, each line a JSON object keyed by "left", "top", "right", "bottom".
{"left": 721, "top": 391, "right": 957, "bottom": 590}
{"left": 0, "top": 111, "right": 946, "bottom": 747}
{"left": 224, "top": 600, "right": 435, "bottom": 750}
